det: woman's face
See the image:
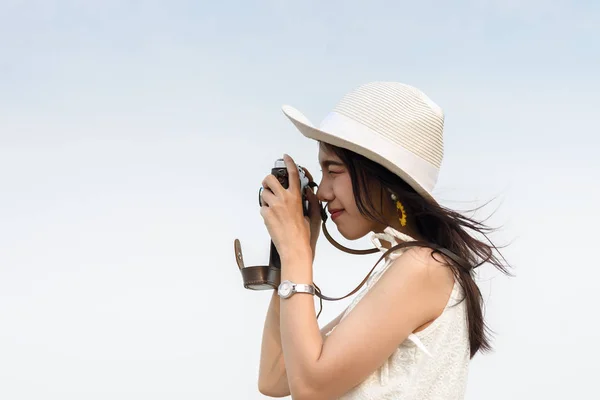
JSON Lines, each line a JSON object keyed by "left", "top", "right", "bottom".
{"left": 315, "top": 144, "right": 389, "bottom": 240}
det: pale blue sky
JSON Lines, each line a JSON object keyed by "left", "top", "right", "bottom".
{"left": 1, "top": 1, "right": 599, "bottom": 399}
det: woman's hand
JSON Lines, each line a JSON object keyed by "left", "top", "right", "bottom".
{"left": 260, "top": 154, "right": 313, "bottom": 262}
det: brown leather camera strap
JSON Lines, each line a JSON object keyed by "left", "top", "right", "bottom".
{"left": 321, "top": 220, "right": 380, "bottom": 256}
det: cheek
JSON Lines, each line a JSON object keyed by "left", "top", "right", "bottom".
{"left": 337, "top": 175, "right": 357, "bottom": 209}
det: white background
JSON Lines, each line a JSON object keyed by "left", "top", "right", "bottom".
{"left": 1, "top": 1, "right": 598, "bottom": 399}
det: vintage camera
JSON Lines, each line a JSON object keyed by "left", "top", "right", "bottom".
{"left": 254, "top": 159, "right": 312, "bottom": 276}
{"left": 258, "top": 158, "right": 311, "bottom": 216}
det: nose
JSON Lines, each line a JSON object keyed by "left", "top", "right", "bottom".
{"left": 316, "top": 180, "right": 334, "bottom": 203}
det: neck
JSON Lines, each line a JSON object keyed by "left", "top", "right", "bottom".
{"left": 373, "top": 219, "right": 425, "bottom": 249}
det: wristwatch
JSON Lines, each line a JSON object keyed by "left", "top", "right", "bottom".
{"left": 277, "top": 280, "right": 316, "bottom": 299}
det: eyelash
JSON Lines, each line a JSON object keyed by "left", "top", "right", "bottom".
{"left": 320, "top": 170, "right": 339, "bottom": 175}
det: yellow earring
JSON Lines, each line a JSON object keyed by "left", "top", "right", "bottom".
{"left": 390, "top": 193, "right": 407, "bottom": 227}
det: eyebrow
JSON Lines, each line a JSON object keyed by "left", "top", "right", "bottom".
{"left": 320, "top": 160, "right": 345, "bottom": 168}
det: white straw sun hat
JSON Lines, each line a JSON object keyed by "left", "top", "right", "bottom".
{"left": 282, "top": 81, "right": 445, "bottom": 204}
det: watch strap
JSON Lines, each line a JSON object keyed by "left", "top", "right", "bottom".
{"left": 292, "top": 283, "right": 316, "bottom": 295}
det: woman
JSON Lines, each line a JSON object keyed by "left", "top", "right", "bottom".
{"left": 256, "top": 82, "right": 510, "bottom": 399}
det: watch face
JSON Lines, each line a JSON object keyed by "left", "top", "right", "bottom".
{"left": 278, "top": 281, "right": 293, "bottom": 298}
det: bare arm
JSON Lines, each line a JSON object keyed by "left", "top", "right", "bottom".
{"left": 258, "top": 290, "right": 344, "bottom": 397}
{"left": 278, "top": 247, "right": 454, "bottom": 400}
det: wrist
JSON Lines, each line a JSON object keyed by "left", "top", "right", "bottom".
{"left": 280, "top": 252, "right": 313, "bottom": 283}
{"left": 280, "top": 248, "right": 312, "bottom": 266}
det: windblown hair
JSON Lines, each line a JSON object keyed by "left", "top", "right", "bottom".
{"left": 320, "top": 141, "right": 512, "bottom": 358}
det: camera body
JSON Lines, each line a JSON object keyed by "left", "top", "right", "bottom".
{"left": 259, "top": 158, "right": 311, "bottom": 216}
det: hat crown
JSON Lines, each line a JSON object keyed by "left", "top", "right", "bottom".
{"left": 329, "top": 82, "right": 445, "bottom": 168}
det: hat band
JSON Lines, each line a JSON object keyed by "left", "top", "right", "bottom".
{"left": 318, "top": 111, "right": 439, "bottom": 194}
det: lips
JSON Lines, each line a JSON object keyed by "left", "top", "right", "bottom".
{"left": 329, "top": 208, "right": 344, "bottom": 220}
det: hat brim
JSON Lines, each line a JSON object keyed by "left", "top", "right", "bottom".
{"left": 282, "top": 104, "right": 439, "bottom": 206}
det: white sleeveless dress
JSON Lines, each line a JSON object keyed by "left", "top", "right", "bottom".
{"left": 325, "top": 227, "right": 470, "bottom": 400}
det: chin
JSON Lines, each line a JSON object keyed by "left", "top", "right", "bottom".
{"left": 338, "top": 226, "right": 370, "bottom": 241}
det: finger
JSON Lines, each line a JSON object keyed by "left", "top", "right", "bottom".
{"left": 259, "top": 205, "right": 270, "bottom": 221}
{"left": 260, "top": 185, "right": 276, "bottom": 207}
{"left": 283, "top": 154, "right": 300, "bottom": 193}
{"left": 262, "top": 175, "right": 285, "bottom": 197}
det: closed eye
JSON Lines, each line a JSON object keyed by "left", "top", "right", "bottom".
{"left": 320, "top": 169, "right": 340, "bottom": 175}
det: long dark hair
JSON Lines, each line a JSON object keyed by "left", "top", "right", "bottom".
{"left": 320, "top": 141, "right": 512, "bottom": 358}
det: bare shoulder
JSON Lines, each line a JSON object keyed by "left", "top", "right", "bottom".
{"left": 392, "top": 247, "right": 454, "bottom": 283}
{"left": 399, "top": 245, "right": 456, "bottom": 273}
{"left": 385, "top": 246, "right": 456, "bottom": 307}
